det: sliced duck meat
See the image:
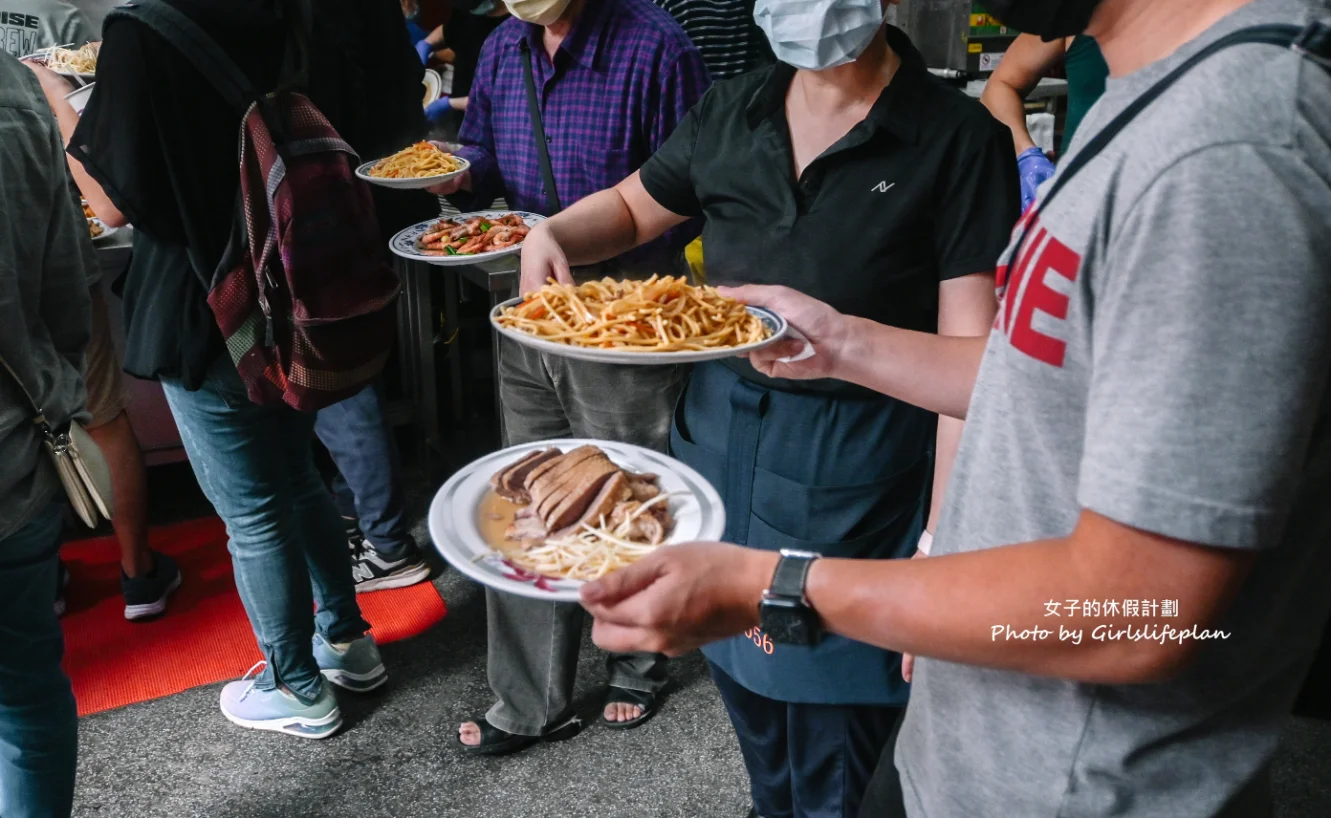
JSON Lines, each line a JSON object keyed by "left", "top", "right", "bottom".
{"left": 625, "top": 476, "right": 661, "bottom": 503}
{"left": 505, "top": 509, "right": 548, "bottom": 542}
{"left": 552, "top": 472, "right": 631, "bottom": 538}
{"left": 497, "top": 448, "right": 561, "bottom": 502}
{"left": 535, "top": 453, "right": 616, "bottom": 522}
{"left": 491, "top": 449, "right": 553, "bottom": 502}
{"left": 545, "top": 460, "right": 622, "bottom": 532}
{"left": 609, "top": 501, "right": 669, "bottom": 544}
{"left": 527, "top": 446, "right": 602, "bottom": 504}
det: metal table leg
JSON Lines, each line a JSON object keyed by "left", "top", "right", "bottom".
{"left": 442, "top": 267, "right": 465, "bottom": 426}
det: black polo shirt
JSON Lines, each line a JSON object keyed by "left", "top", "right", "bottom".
{"left": 639, "top": 25, "right": 1019, "bottom": 391}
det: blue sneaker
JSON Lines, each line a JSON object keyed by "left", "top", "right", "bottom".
{"left": 313, "top": 633, "right": 388, "bottom": 693}
{"left": 219, "top": 663, "right": 342, "bottom": 739}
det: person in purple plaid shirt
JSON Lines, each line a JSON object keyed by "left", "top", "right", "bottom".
{"left": 430, "top": 0, "right": 709, "bottom": 756}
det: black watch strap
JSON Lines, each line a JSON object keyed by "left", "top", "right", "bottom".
{"left": 769, "top": 550, "right": 819, "bottom": 601}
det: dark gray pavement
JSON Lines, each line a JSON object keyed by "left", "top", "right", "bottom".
{"left": 70, "top": 473, "right": 1331, "bottom": 818}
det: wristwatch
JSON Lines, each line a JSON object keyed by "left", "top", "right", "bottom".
{"left": 758, "top": 549, "right": 824, "bottom": 646}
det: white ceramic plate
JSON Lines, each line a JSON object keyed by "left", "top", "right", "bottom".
{"left": 422, "top": 68, "right": 442, "bottom": 107}
{"left": 355, "top": 152, "right": 470, "bottom": 190}
{"left": 490, "top": 298, "right": 789, "bottom": 365}
{"left": 389, "top": 211, "right": 545, "bottom": 267}
{"left": 428, "top": 439, "right": 725, "bottom": 602}
{"left": 88, "top": 218, "right": 117, "bottom": 243}
{"left": 64, "top": 81, "right": 95, "bottom": 114}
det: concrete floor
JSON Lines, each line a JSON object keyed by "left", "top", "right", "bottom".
{"left": 70, "top": 470, "right": 1331, "bottom": 818}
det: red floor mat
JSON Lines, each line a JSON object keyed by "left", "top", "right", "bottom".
{"left": 60, "top": 517, "right": 446, "bottom": 716}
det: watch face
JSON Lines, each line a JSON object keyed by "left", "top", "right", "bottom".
{"left": 760, "top": 598, "right": 821, "bottom": 646}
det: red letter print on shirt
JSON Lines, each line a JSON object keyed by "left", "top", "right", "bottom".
{"left": 995, "top": 215, "right": 1082, "bottom": 368}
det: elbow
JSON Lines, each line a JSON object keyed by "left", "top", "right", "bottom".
{"left": 99, "top": 210, "right": 128, "bottom": 229}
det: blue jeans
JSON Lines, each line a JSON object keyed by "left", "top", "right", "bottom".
{"left": 314, "top": 384, "right": 414, "bottom": 557}
{"left": 0, "top": 502, "right": 76, "bottom": 818}
{"left": 162, "top": 359, "right": 369, "bottom": 702}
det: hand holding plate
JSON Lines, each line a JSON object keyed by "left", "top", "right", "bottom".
{"left": 518, "top": 221, "right": 575, "bottom": 295}
{"left": 581, "top": 543, "right": 778, "bottom": 657}
{"left": 721, "top": 285, "right": 848, "bottom": 381}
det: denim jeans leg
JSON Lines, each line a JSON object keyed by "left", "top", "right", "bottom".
{"left": 284, "top": 406, "right": 370, "bottom": 645}
{"left": 0, "top": 503, "right": 77, "bottom": 818}
{"left": 314, "top": 385, "right": 414, "bottom": 555}
{"left": 162, "top": 363, "right": 326, "bottom": 702}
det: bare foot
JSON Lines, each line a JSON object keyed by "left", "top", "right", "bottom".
{"left": 458, "top": 721, "right": 481, "bottom": 746}
{"left": 603, "top": 702, "right": 644, "bottom": 723}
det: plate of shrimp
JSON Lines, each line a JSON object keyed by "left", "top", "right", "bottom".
{"left": 388, "top": 211, "right": 546, "bottom": 266}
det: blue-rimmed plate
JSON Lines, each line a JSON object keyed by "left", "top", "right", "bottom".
{"left": 489, "top": 298, "right": 789, "bottom": 365}
{"left": 355, "top": 152, "right": 471, "bottom": 190}
{"left": 388, "top": 211, "right": 545, "bottom": 266}
{"left": 428, "top": 439, "right": 725, "bottom": 602}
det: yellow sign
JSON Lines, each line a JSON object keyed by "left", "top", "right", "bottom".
{"left": 968, "top": 42, "right": 983, "bottom": 53}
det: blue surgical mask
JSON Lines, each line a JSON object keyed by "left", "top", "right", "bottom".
{"left": 754, "top": 0, "right": 885, "bottom": 71}
{"left": 470, "top": 0, "right": 497, "bottom": 15}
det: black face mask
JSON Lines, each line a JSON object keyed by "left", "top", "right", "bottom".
{"left": 980, "top": 0, "right": 1103, "bottom": 41}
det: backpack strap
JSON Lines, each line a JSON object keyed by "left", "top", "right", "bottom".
{"left": 107, "top": 0, "right": 256, "bottom": 113}
{"left": 1011, "top": 21, "right": 1326, "bottom": 265}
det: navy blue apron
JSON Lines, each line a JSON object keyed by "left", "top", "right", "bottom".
{"left": 671, "top": 362, "right": 934, "bottom": 706}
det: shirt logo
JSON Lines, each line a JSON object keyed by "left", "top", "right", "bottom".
{"left": 994, "top": 211, "right": 1082, "bottom": 368}
{"left": 871, "top": 181, "right": 896, "bottom": 193}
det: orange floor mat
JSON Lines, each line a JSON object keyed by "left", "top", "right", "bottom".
{"left": 60, "top": 517, "right": 446, "bottom": 716}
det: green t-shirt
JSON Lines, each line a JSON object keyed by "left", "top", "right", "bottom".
{"left": 1061, "top": 35, "right": 1108, "bottom": 154}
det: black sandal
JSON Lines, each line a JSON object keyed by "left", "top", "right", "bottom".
{"left": 599, "top": 686, "right": 659, "bottom": 730}
{"left": 457, "top": 712, "right": 584, "bottom": 756}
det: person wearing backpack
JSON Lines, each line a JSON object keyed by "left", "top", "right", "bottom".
{"left": 65, "top": 0, "right": 430, "bottom": 738}
{"left": 579, "top": 0, "right": 1331, "bottom": 816}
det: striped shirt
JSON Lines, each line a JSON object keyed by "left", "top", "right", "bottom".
{"left": 654, "top": 0, "right": 767, "bottom": 79}
{"left": 454, "top": 0, "right": 710, "bottom": 267}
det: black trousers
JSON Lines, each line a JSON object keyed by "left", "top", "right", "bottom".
{"left": 858, "top": 717, "right": 908, "bottom": 818}
{"left": 711, "top": 662, "right": 903, "bottom": 818}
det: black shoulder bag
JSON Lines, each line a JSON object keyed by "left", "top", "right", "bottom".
{"left": 518, "top": 37, "right": 563, "bottom": 215}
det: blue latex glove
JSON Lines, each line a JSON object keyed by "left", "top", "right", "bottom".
{"left": 415, "top": 39, "right": 434, "bottom": 65}
{"left": 424, "top": 96, "right": 453, "bottom": 123}
{"left": 1016, "top": 147, "right": 1056, "bottom": 212}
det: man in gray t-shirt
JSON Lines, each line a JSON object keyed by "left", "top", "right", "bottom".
{"left": 1, "top": 1, "right": 94, "bottom": 57}
{"left": 574, "top": 1, "right": 1331, "bottom": 816}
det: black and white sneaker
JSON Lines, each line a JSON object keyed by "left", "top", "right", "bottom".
{"left": 350, "top": 539, "right": 431, "bottom": 593}
{"left": 122, "top": 551, "right": 183, "bottom": 621}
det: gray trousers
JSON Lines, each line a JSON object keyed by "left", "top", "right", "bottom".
{"left": 486, "top": 338, "right": 687, "bottom": 735}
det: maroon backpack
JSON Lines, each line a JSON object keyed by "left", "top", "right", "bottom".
{"left": 113, "top": 1, "right": 400, "bottom": 411}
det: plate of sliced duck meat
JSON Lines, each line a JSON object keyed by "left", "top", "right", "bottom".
{"left": 428, "top": 439, "right": 725, "bottom": 601}
{"left": 388, "top": 211, "right": 545, "bottom": 266}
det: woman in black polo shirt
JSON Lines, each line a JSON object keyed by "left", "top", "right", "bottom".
{"left": 518, "top": 1, "right": 1018, "bottom": 814}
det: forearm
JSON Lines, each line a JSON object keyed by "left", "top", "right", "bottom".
{"left": 980, "top": 79, "right": 1037, "bottom": 154}
{"left": 543, "top": 188, "right": 647, "bottom": 267}
{"left": 804, "top": 538, "right": 1213, "bottom": 684}
{"left": 926, "top": 415, "right": 964, "bottom": 533}
{"left": 833, "top": 317, "right": 988, "bottom": 419}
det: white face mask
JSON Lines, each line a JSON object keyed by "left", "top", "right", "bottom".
{"left": 754, "top": 0, "right": 885, "bottom": 71}
{"left": 504, "top": 0, "right": 573, "bottom": 26}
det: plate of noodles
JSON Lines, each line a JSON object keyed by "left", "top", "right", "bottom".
{"left": 25, "top": 43, "right": 98, "bottom": 80}
{"left": 389, "top": 210, "right": 546, "bottom": 266}
{"left": 356, "top": 141, "right": 470, "bottom": 189}
{"left": 490, "top": 276, "right": 788, "bottom": 364}
{"left": 428, "top": 439, "right": 724, "bottom": 602}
